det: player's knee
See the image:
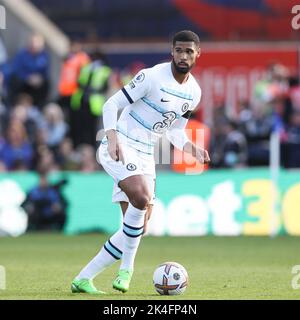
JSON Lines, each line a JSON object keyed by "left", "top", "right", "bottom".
{"left": 131, "top": 193, "right": 151, "bottom": 210}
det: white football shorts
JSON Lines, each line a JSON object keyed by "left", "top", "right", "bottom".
{"left": 97, "top": 141, "right": 156, "bottom": 205}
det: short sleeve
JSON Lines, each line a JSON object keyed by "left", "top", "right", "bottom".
{"left": 122, "top": 69, "right": 152, "bottom": 104}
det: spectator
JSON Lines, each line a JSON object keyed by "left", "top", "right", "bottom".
{"left": 210, "top": 100, "right": 230, "bottom": 167}
{"left": 210, "top": 120, "right": 247, "bottom": 168}
{"left": 22, "top": 171, "right": 67, "bottom": 231}
{"left": 10, "top": 96, "right": 45, "bottom": 144}
{"left": 70, "top": 50, "right": 112, "bottom": 147}
{"left": 0, "top": 36, "right": 7, "bottom": 66}
{"left": 0, "top": 100, "right": 6, "bottom": 137}
{"left": 241, "top": 107, "right": 273, "bottom": 166}
{"left": 9, "top": 33, "right": 50, "bottom": 107}
{"left": 253, "top": 62, "right": 289, "bottom": 116}
{"left": 42, "top": 102, "right": 68, "bottom": 152}
{"left": 35, "top": 144, "right": 60, "bottom": 174}
{"left": 222, "top": 121, "right": 247, "bottom": 168}
{"left": 77, "top": 144, "right": 98, "bottom": 172}
{"left": 57, "top": 41, "right": 90, "bottom": 117}
{"left": 237, "top": 99, "right": 252, "bottom": 123}
{"left": 0, "top": 120, "right": 33, "bottom": 170}
{"left": 57, "top": 137, "right": 81, "bottom": 171}
{"left": 10, "top": 94, "right": 45, "bottom": 144}
{"left": 0, "top": 36, "right": 8, "bottom": 104}
{"left": 283, "top": 77, "right": 300, "bottom": 125}
{"left": 281, "top": 110, "right": 300, "bottom": 168}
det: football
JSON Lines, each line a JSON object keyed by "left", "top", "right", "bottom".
{"left": 153, "top": 261, "right": 189, "bottom": 295}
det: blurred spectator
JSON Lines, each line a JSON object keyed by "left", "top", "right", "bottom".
{"left": 57, "top": 41, "right": 90, "bottom": 117}
{"left": 57, "top": 137, "right": 81, "bottom": 171}
{"left": 253, "top": 62, "right": 289, "bottom": 116}
{"left": 222, "top": 121, "right": 247, "bottom": 168}
{"left": 0, "top": 120, "right": 33, "bottom": 170}
{"left": 0, "top": 100, "right": 6, "bottom": 137}
{"left": 237, "top": 99, "right": 252, "bottom": 123}
{"left": 0, "top": 36, "right": 8, "bottom": 103}
{"left": 213, "top": 98, "right": 229, "bottom": 127}
{"left": 22, "top": 171, "right": 67, "bottom": 231}
{"left": 8, "top": 33, "right": 50, "bottom": 107}
{"left": 210, "top": 120, "right": 247, "bottom": 168}
{"left": 0, "top": 36, "right": 7, "bottom": 66}
{"left": 10, "top": 94, "right": 45, "bottom": 143}
{"left": 210, "top": 99, "right": 231, "bottom": 167}
{"left": 70, "top": 50, "right": 112, "bottom": 147}
{"left": 77, "top": 144, "right": 98, "bottom": 172}
{"left": 281, "top": 110, "right": 300, "bottom": 168}
{"left": 240, "top": 107, "right": 273, "bottom": 166}
{"left": 42, "top": 103, "right": 68, "bottom": 152}
{"left": 283, "top": 77, "right": 300, "bottom": 125}
{"left": 35, "top": 144, "right": 60, "bottom": 173}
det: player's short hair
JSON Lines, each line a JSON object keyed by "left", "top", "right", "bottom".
{"left": 172, "top": 30, "right": 200, "bottom": 47}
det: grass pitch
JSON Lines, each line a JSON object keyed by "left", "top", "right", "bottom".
{"left": 0, "top": 233, "right": 299, "bottom": 300}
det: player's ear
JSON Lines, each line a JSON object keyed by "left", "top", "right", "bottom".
{"left": 196, "top": 47, "right": 201, "bottom": 58}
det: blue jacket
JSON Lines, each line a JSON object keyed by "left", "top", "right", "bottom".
{"left": 12, "top": 48, "right": 49, "bottom": 81}
{"left": 28, "top": 186, "right": 61, "bottom": 217}
{"left": 0, "top": 141, "right": 33, "bottom": 170}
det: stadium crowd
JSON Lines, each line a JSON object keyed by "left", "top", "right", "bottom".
{"left": 0, "top": 34, "right": 300, "bottom": 175}
{"left": 210, "top": 63, "right": 300, "bottom": 169}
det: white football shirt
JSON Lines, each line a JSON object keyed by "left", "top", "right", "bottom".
{"left": 105, "top": 62, "right": 201, "bottom": 155}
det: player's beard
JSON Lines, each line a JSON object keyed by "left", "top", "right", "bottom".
{"left": 172, "top": 58, "right": 192, "bottom": 74}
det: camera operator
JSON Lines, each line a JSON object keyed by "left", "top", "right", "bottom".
{"left": 22, "top": 171, "right": 68, "bottom": 231}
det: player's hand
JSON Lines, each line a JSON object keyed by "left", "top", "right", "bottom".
{"left": 195, "top": 147, "right": 210, "bottom": 164}
{"left": 106, "top": 130, "right": 125, "bottom": 164}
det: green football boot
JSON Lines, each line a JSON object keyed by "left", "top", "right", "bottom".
{"left": 112, "top": 269, "right": 133, "bottom": 293}
{"left": 71, "top": 278, "right": 106, "bottom": 294}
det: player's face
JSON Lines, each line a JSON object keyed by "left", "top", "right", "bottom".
{"left": 171, "top": 41, "right": 200, "bottom": 74}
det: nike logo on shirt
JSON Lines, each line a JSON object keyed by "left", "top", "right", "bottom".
{"left": 161, "top": 98, "right": 170, "bottom": 102}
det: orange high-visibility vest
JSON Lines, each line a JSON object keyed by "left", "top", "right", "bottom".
{"left": 58, "top": 52, "right": 90, "bottom": 97}
{"left": 172, "top": 119, "right": 210, "bottom": 174}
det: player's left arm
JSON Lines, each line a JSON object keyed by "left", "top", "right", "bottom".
{"left": 166, "top": 115, "right": 210, "bottom": 164}
{"left": 166, "top": 84, "right": 210, "bottom": 164}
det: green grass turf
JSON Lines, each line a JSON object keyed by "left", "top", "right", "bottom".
{"left": 0, "top": 233, "right": 299, "bottom": 300}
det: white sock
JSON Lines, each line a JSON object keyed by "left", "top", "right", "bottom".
{"left": 76, "top": 229, "right": 124, "bottom": 280}
{"left": 120, "top": 203, "right": 146, "bottom": 271}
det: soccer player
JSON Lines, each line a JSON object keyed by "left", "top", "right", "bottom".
{"left": 71, "top": 30, "right": 210, "bottom": 294}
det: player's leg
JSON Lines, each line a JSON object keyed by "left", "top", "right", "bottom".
{"left": 72, "top": 207, "right": 125, "bottom": 294}
{"left": 120, "top": 201, "right": 153, "bottom": 235}
{"left": 112, "top": 174, "right": 151, "bottom": 292}
{"left": 119, "top": 201, "right": 128, "bottom": 215}
{"left": 143, "top": 204, "right": 153, "bottom": 235}
{"left": 71, "top": 143, "right": 133, "bottom": 294}
{"left": 72, "top": 143, "right": 152, "bottom": 293}
{"left": 73, "top": 174, "right": 150, "bottom": 293}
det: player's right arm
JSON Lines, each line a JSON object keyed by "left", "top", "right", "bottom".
{"left": 103, "top": 69, "right": 152, "bottom": 162}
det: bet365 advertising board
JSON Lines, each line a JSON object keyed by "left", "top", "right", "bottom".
{"left": 0, "top": 169, "right": 299, "bottom": 236}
